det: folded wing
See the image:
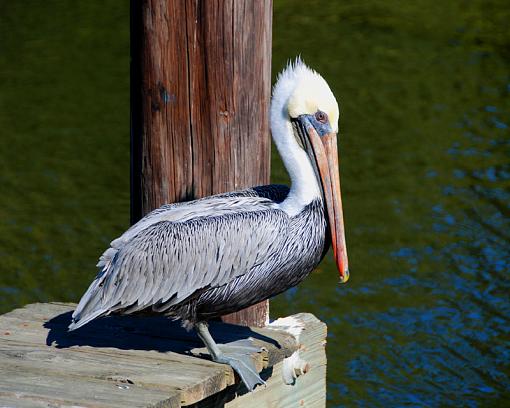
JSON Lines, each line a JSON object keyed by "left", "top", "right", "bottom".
{"left": 69, "top": 191, "right": 289, "bottom": 330}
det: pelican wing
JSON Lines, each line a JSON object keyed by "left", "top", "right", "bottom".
{"left": 69, "top": 188, "right": 289, "bottom": 330}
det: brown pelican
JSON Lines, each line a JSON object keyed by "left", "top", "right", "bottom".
{"left": 69, "top": 58, "right": 349, "bottom": 390}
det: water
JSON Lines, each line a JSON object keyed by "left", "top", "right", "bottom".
{"left": 1, "top": 1, "right": 509, "bottom": 406}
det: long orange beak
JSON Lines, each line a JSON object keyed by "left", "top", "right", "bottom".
{"left": 307, "top": 126, "right": 349, "bottom": 283}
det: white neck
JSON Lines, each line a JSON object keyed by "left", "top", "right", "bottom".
{"left": 271, "top": 115, "right": 321, "bottom": 216}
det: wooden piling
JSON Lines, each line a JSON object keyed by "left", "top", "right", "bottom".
{"left": 130, "top": 0, "right": 273, "bottom": 327}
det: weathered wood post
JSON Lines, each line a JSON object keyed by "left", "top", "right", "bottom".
{"left": 130, "top": 0, "right": 272, "bottom": 327}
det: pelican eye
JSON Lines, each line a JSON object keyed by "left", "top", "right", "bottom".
{"left": 315, "top": 110, "right": 328, "bottom": 124}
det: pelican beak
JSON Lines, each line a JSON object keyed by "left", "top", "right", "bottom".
{"left": 295, "top": 120, "right": 349, "bottom": 283}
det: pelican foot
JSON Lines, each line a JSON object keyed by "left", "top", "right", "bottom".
{"left": 194, "top": 323, "right": 266, "bottom": 391}
{"left": 214, "top": 345, "right": 266, "bottom": 391}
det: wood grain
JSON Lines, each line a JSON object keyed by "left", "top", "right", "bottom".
{"left": 131, "top": 0, "right": 273, "bottom": 327}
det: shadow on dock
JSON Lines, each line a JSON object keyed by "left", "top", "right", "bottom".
{"left": 44, "top": 311, "right": 280, "bottom": 354}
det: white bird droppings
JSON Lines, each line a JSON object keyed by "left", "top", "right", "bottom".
{"left": 282, "top": 351, "right": 310, "bottom": 385}
{"left": 268, "top": 315, "right": 305, "bottom": 342}
{"left": 268, "top": 315, "right": 311, "bottom": 385}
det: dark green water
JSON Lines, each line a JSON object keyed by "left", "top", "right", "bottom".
{"left": 1, "top": 1, "right": 509, "bottom": 406}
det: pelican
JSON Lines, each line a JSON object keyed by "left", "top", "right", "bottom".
{"left": 69, "top": 58, "right": 349, "bottom": 390}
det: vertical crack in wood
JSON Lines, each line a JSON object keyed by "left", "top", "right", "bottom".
{"left": 231, "top": 0, "right": 237, "bottom": 190}
{"left": 184, "top": 0, "right": 194, "bottom": 198}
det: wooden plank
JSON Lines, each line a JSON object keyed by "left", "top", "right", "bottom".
{"left": 130, "top": 0, "right": 273, "bottom": 327}
{"left": 0, "top": 341, "right": 226, "bottom": 397}
{"left": 0, "top": 303, "right": 305, "bottom": 407}
{"left": 0, "top": 366, "right": 179, "bottom": 408}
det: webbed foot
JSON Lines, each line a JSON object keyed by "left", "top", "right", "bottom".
{"left": 215, "top": 346, "right": 266, "bottom": 391}
{"left": 194, "top": 322, "right": 267, "bottom": 391}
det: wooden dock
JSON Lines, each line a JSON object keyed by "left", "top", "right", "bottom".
{"left": 0, "top": 303, "right": 326, "bottom": 407}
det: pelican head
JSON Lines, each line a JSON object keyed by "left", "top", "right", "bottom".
{"left": 271, "top": 58, "right": 349, "bottom": 283}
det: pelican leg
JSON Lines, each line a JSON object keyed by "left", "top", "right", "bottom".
{"left": 195, "top": 321, "right": 266, "bottom": 391}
